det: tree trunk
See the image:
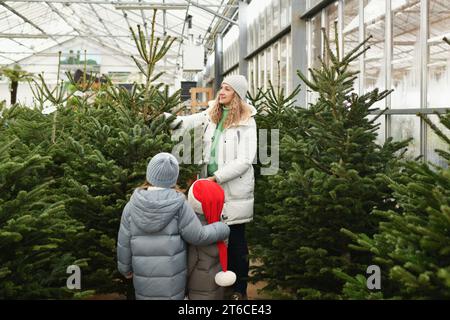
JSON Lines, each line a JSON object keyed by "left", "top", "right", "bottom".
{"left": 10, "top": 80, "right": 18, "bottom": 105}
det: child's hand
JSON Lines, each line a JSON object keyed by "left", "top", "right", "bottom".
{"left": 125, "top": 272, "right": 133, "bottom": 279}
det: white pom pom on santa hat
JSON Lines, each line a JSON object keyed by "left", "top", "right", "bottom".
{"left": 215, "top": 270, "right": 237, "bottom": 287}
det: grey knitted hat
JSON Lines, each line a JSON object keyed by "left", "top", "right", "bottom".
{"left": 222, "top": 75, "right": 248, "bottom": 100}
{"left": 146, "top": 152, "right": 179, "bottom": 188}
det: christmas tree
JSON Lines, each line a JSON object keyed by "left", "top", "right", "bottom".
{"left": 338, "top": 111, "right": 450, "bottom": 300}
{"left": 335, "top": 38, "right": 450, "bottom": 300}
{"left": 0, "top": 9, "right": 198, "bottom": 299}
{"left": 250, "top": 30, "right": 409, "bottom": 299}
{"left": 338, "top": 112, "right": 450, "bottom": 299}
{"left": 0, "top": 106, "right": 91, "bottom": 299}
{"left": 0, "top": 65, "right": 33, "bottom": 105}
{"left": 247, "top": 78, "right": 302, "bottom": 250}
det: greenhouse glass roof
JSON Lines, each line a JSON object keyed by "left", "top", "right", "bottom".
{"left": 0, "top": 0, "right": 238, "bottom": 68}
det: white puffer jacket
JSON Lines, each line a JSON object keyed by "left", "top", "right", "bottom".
{"left": 168, "top": 100, "right": 257, "bottom": 225}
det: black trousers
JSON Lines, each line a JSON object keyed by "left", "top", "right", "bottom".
{"left": 227, "top": 223, "right": 249, "bottom": 295}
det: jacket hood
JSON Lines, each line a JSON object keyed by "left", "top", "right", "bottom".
{"left": 129, "top": 187, "right": 185, "bottom": 233}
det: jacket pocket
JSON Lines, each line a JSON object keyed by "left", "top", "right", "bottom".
{"left": 224, "top": 169, "right": 254, "bottom": 200}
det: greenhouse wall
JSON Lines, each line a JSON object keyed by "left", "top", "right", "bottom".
{"left": 303, "top": 0, "right": 450, "bottom": 166}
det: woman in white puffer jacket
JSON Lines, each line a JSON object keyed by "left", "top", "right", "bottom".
{"left": 166, "top": 75, "right": 257, "bottom": 300}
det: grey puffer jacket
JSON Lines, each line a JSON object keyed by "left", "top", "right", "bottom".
{"left": 117, "top": 187, "right": 230, "bottom": 300}
{"left": 187, "top": 214, "right": 224, "bottom": 300}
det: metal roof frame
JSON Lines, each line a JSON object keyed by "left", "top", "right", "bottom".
{"left": 0, "top": 0, "right": 238, "bottom": 72}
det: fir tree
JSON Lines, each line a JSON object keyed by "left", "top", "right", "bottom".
{"left": 0, "top": 65, "right": 33, "bottom": 105}
{"left": 247, "top": 80, "right": 303, "bottom": 260}
{"left": 0, "top": 9, "right": 197, "bottom": 298}
{"left": 250, "top": 31, "right": 408, "bottom": 299}
{"left": 338, "top": 111, "right": 450, "bottom": 300}
{"left": 336, "top": 38, "right": 450, "bottom": 300}
{"left": 0, "top": 126, "right": 90, "bottom": 299}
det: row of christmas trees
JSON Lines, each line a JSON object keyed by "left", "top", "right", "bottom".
{"left": 247, "top": 34, "right": 450, "bottom": 299}
{"left": 0, "top": 12, "right": 198, "bottom": 299}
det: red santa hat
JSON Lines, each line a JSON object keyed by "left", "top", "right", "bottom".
{"left": 188, "top": 179, "right": 236, "bottom": 287}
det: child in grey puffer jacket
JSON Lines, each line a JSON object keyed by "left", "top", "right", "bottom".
{"left": 117, "top": 153, "right": 230, "bottom": 300}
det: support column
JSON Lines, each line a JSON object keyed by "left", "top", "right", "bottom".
{"left": 214, "top": 33, "right": 223, "bottom": 95}
{"left": 420, "top": 0, "right": 429, "bottom": 161}
{"left": 238, "top": 0, "right": 248, "bottom": 77}
{"left": 291, "top": 0, "right": 307, "bottom": 107}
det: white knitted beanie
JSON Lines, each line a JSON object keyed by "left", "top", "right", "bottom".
{"left": 222, "top": 75, "right": 248, "bottom": 100}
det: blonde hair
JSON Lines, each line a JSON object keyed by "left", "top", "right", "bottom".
{"left": 138, "top": 180, "right": 183, "bottom": 193}
{"left": 208, "top": 93, "right": 252, "bottom": 129}
{"left": 138, "top": 180, "right": 152, "bottom": 189}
